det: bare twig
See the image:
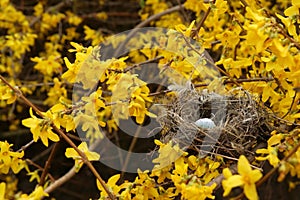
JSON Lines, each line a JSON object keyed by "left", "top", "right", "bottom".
{"left": 121, "top": 126, "right": 142, "bottom": 179}
{"left": 191, "top": 0, "right": 216, "bottom": 38}
{"left": 29, "top": 0, "right": 72, "bottom": 27}
{"left": 39, "top": 142, "right": 60, "bottom": 186}
{"left": 17, "top": 139, "right": 35, "bottom": 152}
{"left": 113, "top": 5, "right": 181, "bottom": 57}
{"left": 44, "top": 166, "right": 76, "bottom": 194}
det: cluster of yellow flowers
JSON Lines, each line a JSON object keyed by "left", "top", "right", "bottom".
{"left": 1, "top": 0, "right": 300, "bottom": 199}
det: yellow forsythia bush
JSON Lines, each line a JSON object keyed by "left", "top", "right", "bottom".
{"left": 1, "top": 0, "right": 300, "bottom": 199}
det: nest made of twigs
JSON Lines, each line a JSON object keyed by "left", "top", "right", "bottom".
{"left": 157, "top": 83, "right": 274, "bottom": 159}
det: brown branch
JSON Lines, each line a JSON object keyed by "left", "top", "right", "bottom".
{"left": 191, "top": 0, "right": 216, "bottom": 38}
{"left": 39, "top": 142, "right": 60, "bottom": 186}
{"left": 29, "top": 0, "right": 72, "bottom": 27}
{"left": 107, "top": 56, "right": 163, "bottom": 73}
{"left": 0, "top": 75, "right": 116, "bottom": 200}
{"left": 120, "top": 126, "right": 142, "bottom": 179}
{"left": 270, "top": 71, "right": 285, "bottom": 94}
{"left": 113, "top": 5, "right": 181, "bottom": 57}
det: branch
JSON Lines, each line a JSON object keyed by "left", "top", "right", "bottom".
{"left": 113, "top": 5, "right": 181, "bottom": 57}
{"left": 191, "top": 0, "right": 215, "bottom": 38}
{"left": 39, "top": 142, "right": 60, "bottom": 186}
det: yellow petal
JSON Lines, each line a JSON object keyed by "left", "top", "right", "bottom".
{"left": 238, "top": 155, "right": 251, "bottom": 175}
{"left": 268, "top": 134, "right": 283, "bottom": 146}
{"left": 78, "top": 142, "right": 89, "bottom": 152}
{"left": 249, "top": 170, "right": 263, "bottom": 182}
{"left": 107, "top": 174, "right": 120, "bottom": 187}
{"left": 222, "top": 175, "right": 243, "bottom": 196}
{"left": 256, "top": 148, "right": 269, "bottom": 154}
{"left": 48, "top": 129, "right": 60, "bottom": 142}
{"left": 22, "top": 118, "right": 37, "bottom": 128}
{"left": 65, "top": 148, "right": 78, "bottom": 158}
{"left": 40, "top": 132, "right": 49, "bottom": 147}
{"left": 284, "top": 6, "right": 299, "bottom": 16}
{"left": 244, "top": 183, "right": 259, "bottom": 200}
{"left": 31, "top": 126, "right": 41, "bottom": 142}
{"left": 223, "top": 168, "right": 232, "bottom": 179}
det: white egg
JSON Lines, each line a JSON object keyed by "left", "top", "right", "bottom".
{"left": 195, "top": 118, "right": 216, "bottom": 129}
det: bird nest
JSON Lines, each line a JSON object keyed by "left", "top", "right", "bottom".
{"left": 157, "top": 84, "right": 274, "bottom": 159}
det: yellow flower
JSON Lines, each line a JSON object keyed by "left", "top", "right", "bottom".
{"left": 0, "top": 84, "right": 17, "bottom": 104}
{"left": 28, "top": 186, "right": 49, "bottom": 199}
{"left": 65, "top": 142, "right": 100, "bottom": 172}
{"left": 97, "top": 174, "right": 121, "bottom": 198}
{"left": 284, "top": 0, "right": 300, "bottom": 16}
{"left": 132, "top": 169, "right": 159, "bottom": 199}
{"left": 222, "top": 155, "right": 262, "bottom": 200}
{"left": 22, "top": 108, "right": 60, "bottom": 147}
{"left": 0, "top": 141, "right": 25, "bottom": 174}
{"left": 175, "top": 20, "right": 195, "bottom": 37}
{"left": 184, "top": 0, "right": 209, "bottom": 17}
{"left": 43, "top": 78, "right": 67, "bottom": 106}
{"left": 153, "top": 140, "right": 188, "bottom": 169}
{"left": 129, "top": 85, "right": 156, "bottom": 124}
{"left": 31, "top": 55, "right": 62, "bottom": 77}
{"left": 84, "top": 25, "right": 105, "bottom": 46}
{"left": 276, "top": 13, "right": 297, "bottom": 39}
{"left": 62, "top": 57, "right": 78, "bottom": 83}
{"left": 256, "top": 132, "right": 282, "bottom": 167}
{"left": 27, "top": 169, "right": 41, "bottom": 183}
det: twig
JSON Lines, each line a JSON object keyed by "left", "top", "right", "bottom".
{"left": 113, "top": 5, "right": 181, "bottom": 57}
{"left": 239, "top": 0, "right": 249, "bottom": 7}
{"left": 29, "top": 0, "right": 72, "bottom": 27}
{"left": 107, "top": 56, "right": 163, "bottom": 73}
{"left": 281, "top": 92, "right": 298, "bottom": 119}
{"left": 191, "top": 0, "right": 216, "bottom": 38}
{"left": 0, "top": 75, "right": 116, "bottom": 200}
{"left": 121, "top": 125, "right": 142, "bottom": 179}
{"left": 39, "top": 142, "right": 60, "bottom": 186}
{"left": 17, "top": 139, "right": 35, "bottom": 152}
{"left": 44, "top": 166, "right": 76, "bottom": 194}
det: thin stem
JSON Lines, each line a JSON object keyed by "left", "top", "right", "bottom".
{"left": 191, "top": 0, "right": 216, "bottom": 38}
{"left": 121, "top": 125, "right": 142, "bottom": 178}
{"left": 113, "top": 5, "right": 181, "bottom": 57}
{"left": 39, "top": 142, "right": 60, "bottom": 186}
{"left": 44, "top": 166, "right": 76, "bottom": 194}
